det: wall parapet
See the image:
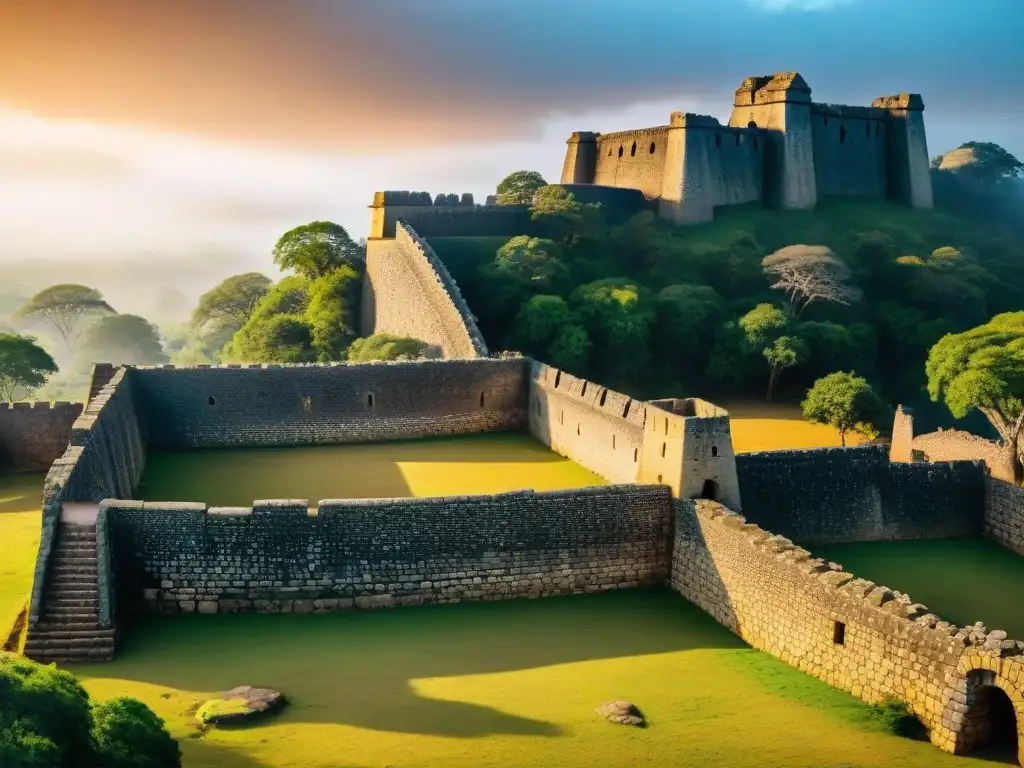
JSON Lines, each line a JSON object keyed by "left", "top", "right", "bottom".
{"left": 0, "top": 400, "right": 83, "bottom": 472}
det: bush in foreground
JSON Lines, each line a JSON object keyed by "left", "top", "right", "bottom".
{"left": 0, "top": 654, "right": 180, "bottom": 768}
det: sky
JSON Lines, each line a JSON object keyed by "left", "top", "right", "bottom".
{"left": 0, "top": 0, "right": 1020, "bottom": 321}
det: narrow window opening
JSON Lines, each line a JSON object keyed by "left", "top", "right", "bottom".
{"left": 712, "top": 445, "right": 718, "bottom": 457}
{"left": 479, "top": 392, "right": 485, "bottom": 408}
{"left": 747, "top": 120, "right": 757, "bottom": 129}
{"left": 833, "top": 621, "right": 846, "bottom": 646}
{"left": 599, "top": 389, "right": 607, "bottom": 407}
{"left": 735, "top": 134, "right": 740, "bottom": 146}
{"left": 665, "top": 419, "right": 669, "bottom": 435}
{"left": 657, "top": 474, "right": 663, "bottom": 483}
{"left": 865, "top": 122, "right": 871, "bottom": 137}
{"left": 875, "top": 123, "right": 880, "bottom": 137}
{"left": 581, "top": 381, "right": 588, "bottom": 398}
{"left": 753, "top": 137, "right": 759, "bottom": 149}
{"left": 612, "top": 435, "right": 617, "bottom": 449}
{"left": 560, "top": 410, "right": 564, "bottom": 425}
{"left": 714, "top": 133, "right": 721, "bottom": 147}
{"left": 661, "top": 442, "right": 667, "bottom": 458}
{"left": 839, "top": 125, "right": 847, "bottom": 144}
{"left": 649, "top": 141, "right": 656, "bottom": 154}
{"left": 622, "top": 400, "right": 631, "bottom": 418}
{"left": 607, "top": 148, "right": 612, "bottom": 156}
{"left": 367, "top": 393, "right": 375, "bottom": 408}
{"left": 618, "top": 145, "right": 624, "bottom": 157}
{"left": 633, "top": 448, "right": 638, "bottom": 463}
{"left": 577, "top": 423, "right": 581, "bottom": 436}
{"left": 554, "top": 371, "right": 561, "bottom": 388}
{"left": 207, "top": 396, "right": 216, "bottom": 406}
{"left": 630, "top": 141, "right": 637, "bottom": 157}
{"left": 824, "top": 116, "right": 829, "bottom": 126}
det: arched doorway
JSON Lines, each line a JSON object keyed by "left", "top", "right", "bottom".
{"left": 960, "top": 672, "right": 1020, "bottom": 763}
{"left": 699, "top": 479, "right": 719, "bottom": 500}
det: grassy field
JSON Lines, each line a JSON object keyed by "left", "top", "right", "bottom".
{"left": 814, "top": 538, "right": 1024, "bottom": 639}
{"left": 137, "top": 433, "right": 607, "bottom": 506}
{"left": 0, "top": 472, "right": 45, "bottom": 641}
{"left": 71, "top": 588, "right": 997, "bottom": 768}
{"left": 723, "top": 401, "right": 871, "bottom": 453}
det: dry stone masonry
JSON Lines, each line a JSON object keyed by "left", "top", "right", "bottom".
{"left": 985, "top": 477, "right": 1024, "bottom": 556}
{"left": 0, "top": 401, "right": 83, "bottom": 472}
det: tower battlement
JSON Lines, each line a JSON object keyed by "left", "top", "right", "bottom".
{"left": 561, "top": 71, "right": 933, "bottom": 224}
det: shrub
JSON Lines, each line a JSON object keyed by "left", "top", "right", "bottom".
{"left": 871, "top": 698, "right": 926, "bottom": 738}
{"left": 91, "top": 698, "right": 180, "bottom": 768}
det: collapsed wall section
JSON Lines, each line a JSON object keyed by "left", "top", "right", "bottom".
{"left": 102, "top": 485, "right": 673, "bottom": 615}
{"left": 527, "top": 361, "right": 644, "bottom": 483}
{"left": 0, "top": 401, "right": 83, "bottom": 472}
{"left": 670, "top": 498, "right": 1022, "bottom": 756}
{"left": 985, "top": 477, "right": 1024, "bottom": 556}
{"left": 130, "top": 357, "right": 529, "bottom": 450}
{"left": 363, "top": 223, "right": 488, "bottom": 359}
{"left": 735, "top": 446, "right": 984, "bottom": 543}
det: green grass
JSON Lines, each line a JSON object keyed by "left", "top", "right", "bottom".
{"left": 0, "top": 472, "right": 44, "bottom": 641}
{"left": 136, "top": 433, "right": 606, "bottom": 507}
{"left": 71, "top": 588, "right": 992, "bottom": 768}
{"left": 813, "top": 538, "right": 1024, "bottom": 638}
{"left": 196, "top": 698, "right": 252, "bottom": 725}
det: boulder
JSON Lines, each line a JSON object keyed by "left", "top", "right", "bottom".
{"left": 195, "top": 686, "right": 285, "bottom": 727}
{"left": 595, "top": 699, "right": 645, "bottom": 727}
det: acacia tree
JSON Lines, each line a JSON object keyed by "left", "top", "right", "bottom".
{"left": 734, "top": 303, "right": 807, "bottom": 402}
{"left": 191, "top": 272, "right": 271, "bottom": 335}
{"left": 802, "top": 371, "right": 884, "bottom": 447}
{"left": 77, "top": 315, "right": 169, "bottom": 368}
{"left": 762, "top": 245, "right": 861, "bottom": 319}
{"left": 15, "top": 284, "right": 115, "bottom": 353}
{"left": 926, "top": 312, "right": 1024, "bottom": 482}
{"left": 495, "top": 170, "right": 548, "bottom": 205}
{"left": 272, "top": 221, "right": 363, "bottom": 280}
{"left": 0, "top": 332, "right": 58, "bottom": 401}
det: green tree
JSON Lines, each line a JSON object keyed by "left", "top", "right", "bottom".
{"left": 926, "top": 312, "right": 1024, "bottom": 481}
{"left": 77, "top": 315, "right": 169, "bottom": 368}
{"left": 530, "top": 186, "right": 604, "bottom": 245}
{"left": 571, "top": 279, "right": 654, "bottom": 388}
{"left": 305, "top": 264, "right": 362, "bottom": 361}
{"left": 272, "top": 222, "right": 363, "bottom": 280}
{"left": 936, "top": 142, "right": 1024, "bottom": 187}
{"left": 347, "top": 334, "right": 429, "bottom": 362}
{"left": 763, "top": 336, "right": 807, "bottom": 403}
{"left": 15, "top": 285, "right": 115, "bottom": 353}
{"left": 802, "top": 371, "right": 885, "bottom": 446}
{"left": 90, "top": 698, "right": 180, "bottom": 768}
{"left": 492, "top": 236, "right": 568, "bottom": 290}
{"left": 230, "top": 313, "right": 316, "bottom": 363}
{"left": 0, "top": 333, "right": 59, "bottom": 402}
{"left": 653, "top": 284, "right": 724, "bottom": 385}
{"left": 495, "top": 170, "right": 548, "bottom": 205}
{"left": 191, "top": 273, "right": 271, "bottom": 338}
{"left": 507, "top": 295, "right": 591, "bottom": 373}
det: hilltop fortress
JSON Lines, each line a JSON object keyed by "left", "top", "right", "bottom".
{"left": 1, "top": 70, "right": 1021, "bottom": 765}
{"left": 561, "top": 72, "right": 934, "bottom": 223}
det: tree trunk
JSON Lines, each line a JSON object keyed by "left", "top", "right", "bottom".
{"left": 839, "top": 429, "right": 847, "bottom": 447}
{"left": 766, "top": 367, "right": 777, "bottom": 402}
{"left": 1013, "top": 412, "right": 1024, "bottom": 486}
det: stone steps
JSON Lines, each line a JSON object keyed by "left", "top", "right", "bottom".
{"left": 25, "top": 522, "right": 114, "bottom": 665}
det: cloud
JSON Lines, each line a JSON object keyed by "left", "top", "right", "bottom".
{"left": 743, "top": 0, "right": 855, "bottom": 10}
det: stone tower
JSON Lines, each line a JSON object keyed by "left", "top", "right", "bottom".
{"left": 727, "top": 73, "right": 817, "bottom": 210}
{"left": 873, "top": 93, "right": 934, "bottom": 210}
{"left": 636, "top": 398, "right": 742, "bottom": 511}
{"left": 561, "top": 132, "right": 599, "bottom": 184}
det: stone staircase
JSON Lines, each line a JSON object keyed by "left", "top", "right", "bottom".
{"left": 24, "top": 522, "right": 115, "bottom": 663}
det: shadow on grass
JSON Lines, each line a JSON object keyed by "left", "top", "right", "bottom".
{"left": 76, "top": 588, "right": 743, "bottom": 740}
{"left": 0, "top": 471, "right": 45, "bottom": 514}
{"left": 183, "top": 738, "right": 370, "bottom": 768}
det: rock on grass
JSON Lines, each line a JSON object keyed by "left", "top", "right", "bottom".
{"left": 595, "top": 699, "right": 646, "bottom": 727}
{"left": 195, "top": 686, "right": 285, "bottom": 727}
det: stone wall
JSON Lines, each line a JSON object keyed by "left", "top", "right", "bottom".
{"left": 984, "top": 477, "right": 1024, "bottom": 556}
{"left": 527, "top": 361, "right": 645, "bottom": 483}
{"left": 890, "top": 404, "right": 1017, "bottom": 483}
{"left": 367, "top": 191, "right": 533, "bottom": 239}
{"left": 362, "top": 223, "right": 488, "bottom": 358}
{"left": 594, "top": 128, "right": 670, "bottom": 199}
{"left": 735, "top": 446, "right": 985, "bottom": 543}
{"left": 0, "top": 401, "right": 82, "bottom": 472}
{"left": 101, "top": 484, "right": 673, "bottom": 615}
{"left": 130, "top": 357, "right": 529, "bottom": 450}
{"left": 670, "top": 497, "right": 1024, "bottom": 759}
{"left": 43, "top": 369, "right": 145, "bottom": 503}
{"left": 810, "top": 104, "right": 888, "bottom": 198}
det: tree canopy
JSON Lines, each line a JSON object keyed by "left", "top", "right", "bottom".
{"left": 191, "top": 273, "right": 271, "bottom": 334}
{"left": 272, "top": 222, "right": 364, "bottom": 280}
{"left": 762, "top": 245, "right": 861, "bottom": 319}
{"left": 0, "top": 333, "right": 58, "bottom": 402}
{"left": 926, "top": 312, "right": 1024, "bottom": 477}
{"left": 495, "top": 170, "right": 548, "bottom": 206}
{"left": 14, "top": 285, "right": 115, "bottom": 352}
{"left": 802, "top": 371, "right": 885, "bottom": 446}
{"left": 347, "top": 334, "right": 429, "bottom": 362}
{"left": 77, "top": 315, "right": 169, "bottom": 368}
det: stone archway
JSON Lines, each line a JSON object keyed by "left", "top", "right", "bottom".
{"left": 958, "top": 669, "right": 1022, "bottom": 765}
{"left": 699, "top": 479, "right": 719, "bottom": 501}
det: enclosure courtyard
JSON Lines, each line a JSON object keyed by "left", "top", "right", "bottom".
{"left": 68, "top": 589, "right": 1017, "bottom": 768}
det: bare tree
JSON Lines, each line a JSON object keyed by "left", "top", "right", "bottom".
{"left": 762, "top": 245, "right": 862, "bottom": 319}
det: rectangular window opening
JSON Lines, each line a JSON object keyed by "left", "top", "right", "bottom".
{"left": 833, "top": 621, "right": 846, "bottom": 646}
